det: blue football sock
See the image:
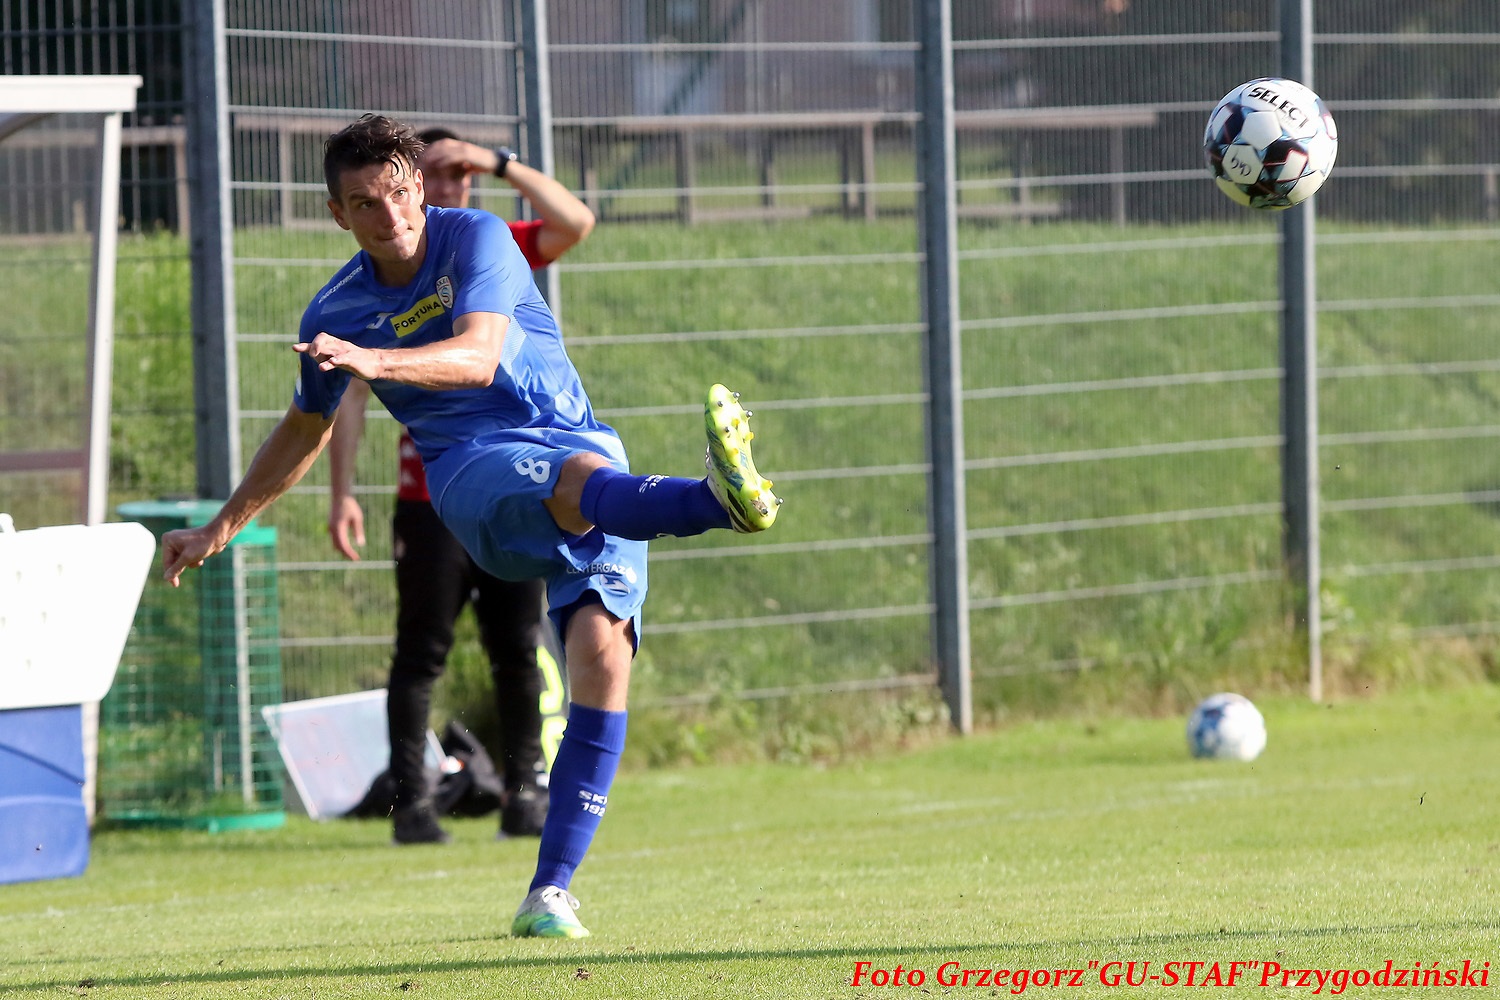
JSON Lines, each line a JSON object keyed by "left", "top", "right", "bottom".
{"left": 530, "top": 704, "right": 628, "bottom": 893}
{"left": 579, "top": 466, "right": 730, "bottom": 539}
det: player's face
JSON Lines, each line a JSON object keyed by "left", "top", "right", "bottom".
{"left": 327, "top": 159, "right": 427, "bottom": 284}
{"left": 418, "top": 154, "right": 471, "bottom": 209}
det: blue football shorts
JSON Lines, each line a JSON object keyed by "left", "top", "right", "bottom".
{"left": 425, "top": 426, "right": 647, "bottom": 646}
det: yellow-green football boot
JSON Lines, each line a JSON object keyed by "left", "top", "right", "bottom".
{"left": 512, "top": 885, "right": 590, "bottom": 939}
{"left": 704, "top": 384, "right": 781, "bottom": 532}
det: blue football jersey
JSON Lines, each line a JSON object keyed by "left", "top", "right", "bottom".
{"left": 293, "top": 206, "right": 611, "bottom": 466}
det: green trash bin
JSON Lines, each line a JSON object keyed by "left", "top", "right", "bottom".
{"left": 101, "top": 500, "right": 285, "bottom": 831}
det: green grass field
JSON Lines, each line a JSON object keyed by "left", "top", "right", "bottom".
{"left": 4, "top": 684, "right": 1496, "bottom": 998}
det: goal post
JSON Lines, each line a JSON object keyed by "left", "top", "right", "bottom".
{"left": 0, "top": 74, "right": 142, "bottom": 527}
{"left": 0, "top": 75, "right": 142, "bottom": 829}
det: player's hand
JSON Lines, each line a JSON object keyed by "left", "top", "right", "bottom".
{"left": 328, "top": 494, "right": 366, "bottom": 561}
{"left": 160, "top": 525, "right": 224, "bottom": 587}
{"left": 295, "top": 333, "right": 382, "bottom": 380}
{"left": 419, "top": 137, "right": 490, "bottom": 178}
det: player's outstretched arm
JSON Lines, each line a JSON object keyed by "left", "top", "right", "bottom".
{"left": 297, "top": 318, "right": 507, "bottom": 391}
{"left": 327, "top": 378, "right": 371, "bottom": 561}
{"left": 161, "top": 405, "right": 335, "bottom": 586}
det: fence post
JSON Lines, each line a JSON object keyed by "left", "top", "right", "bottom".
{"left": 186, "top": 0, "right": 241, "bottom": 497}
{"left": 1280, "top": 0, "right": 1322, "bottom": 700}
{"left": 917, "top": 0, "right": 972, "bottom": 733}
{"left": 517, "top": 0, "right": 559, "bottom": 311}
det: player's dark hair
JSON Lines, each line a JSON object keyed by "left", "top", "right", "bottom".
{"left": 323, "top": 114, "right": 425, "bottom": 199}
{"left": 416, "top": 126, "right": 461, "bottom": 145}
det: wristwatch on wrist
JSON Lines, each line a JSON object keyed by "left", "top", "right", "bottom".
{"left": 493, "top": 146, "right": 518, "bottom": 178}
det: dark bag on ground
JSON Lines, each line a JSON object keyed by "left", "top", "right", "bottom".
{"left": 432, "top": 720, "right": 504, "bottom": 817}
{"left": 342, "top": 719, "right": 504, "bottom": 819}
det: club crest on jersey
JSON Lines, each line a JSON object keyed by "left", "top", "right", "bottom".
{"left": 436, "top": 275, "right": 454, "bottom": 310}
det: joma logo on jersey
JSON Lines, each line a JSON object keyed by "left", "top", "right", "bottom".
{"left": 389, "top": 293, "right": 445, "bottom": 337}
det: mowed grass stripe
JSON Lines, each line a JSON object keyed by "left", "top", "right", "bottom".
{"left": 2, "top": 684, "right": 1497, "bottom": 997}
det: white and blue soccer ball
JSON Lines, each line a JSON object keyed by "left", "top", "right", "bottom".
{"left": 1186, "top": 692, "right": 1266, "bottom": 761}
{"left": 1204, "top": 77, "right": 1337, "bottom": 210}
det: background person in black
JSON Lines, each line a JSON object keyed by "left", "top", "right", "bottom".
{"left": 327, "top": 127, "right": 596, "bottom": 844}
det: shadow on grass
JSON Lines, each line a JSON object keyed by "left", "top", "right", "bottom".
{"left": 12, "top": 919, "right": 1498, "bottom": 992}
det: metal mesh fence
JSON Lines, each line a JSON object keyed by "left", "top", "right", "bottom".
{"left": 225, "top": 0, "right": 1500, "bottom": 714}
{"left": 1312, "top": 5, "right": 1500, "bottom": 668}
{"left": 11, "top": 1, "right": 1500, "bottom": 727}
{"left": 2, "top": 0, "right": 197, "bottom": 527}
{"left": 0, "top": 112, "right": 100, "bottom": 527}
{"left": 101, "top": 502, "right": 282, "bottom": 828}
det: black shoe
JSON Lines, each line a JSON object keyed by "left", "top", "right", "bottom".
{"left": 499, "top": 786, "right": 547, "bottom": 838}
{"left": 392, "top": 803, "right": 450, "bottom": 845}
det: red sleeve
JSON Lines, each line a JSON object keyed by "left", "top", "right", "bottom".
{"left": 508, "top": 219, "right": 549, "bottom": 270}
{"left": 396, "top": 431, "right": 431, "bottom": 502}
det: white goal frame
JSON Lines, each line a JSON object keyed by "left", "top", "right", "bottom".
{"left": 0, "top": 75, "right": 142, "bottom": 525}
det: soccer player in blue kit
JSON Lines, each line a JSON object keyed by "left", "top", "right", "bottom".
{"left": 159, "top": 114, "right": 781, "bottom": 939}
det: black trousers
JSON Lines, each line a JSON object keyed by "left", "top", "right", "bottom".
{"left": 387, "top": 498, "right": 547, "bottom": 808}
